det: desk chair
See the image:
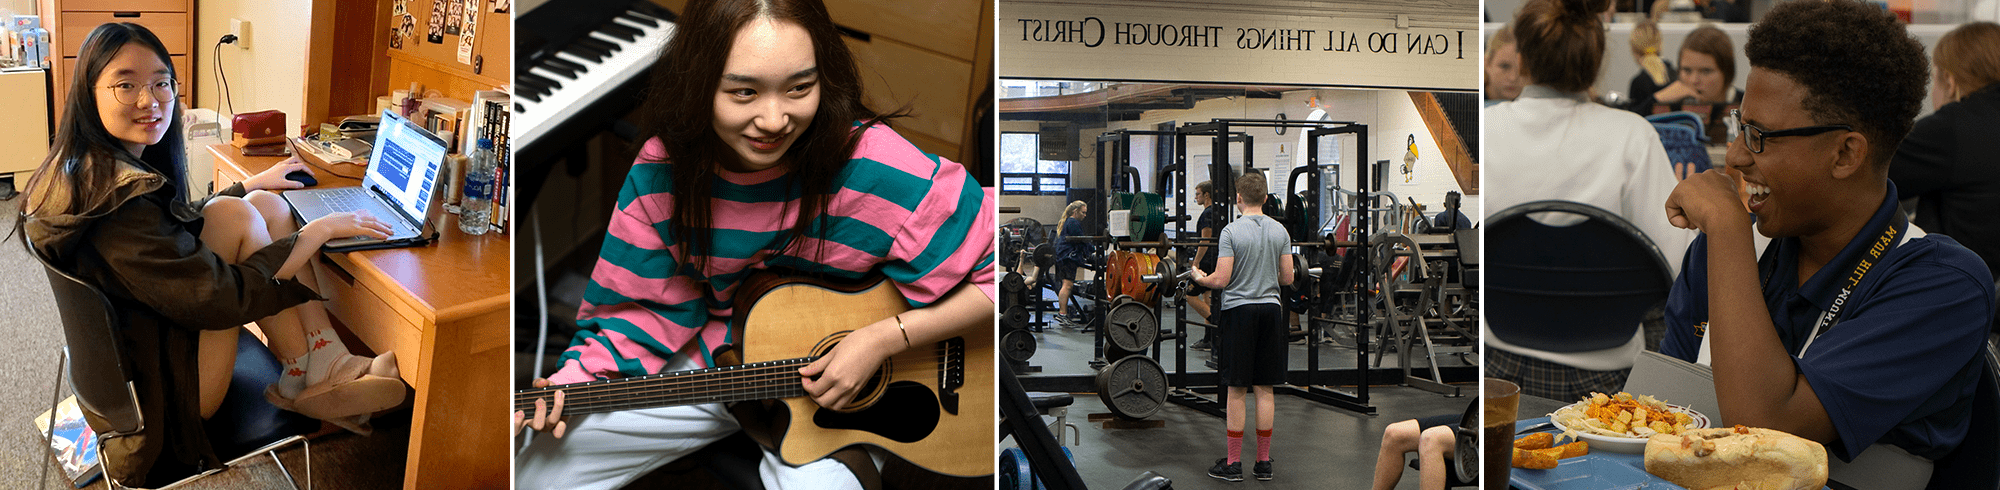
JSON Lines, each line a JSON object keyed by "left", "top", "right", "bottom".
{"left": 1485, "top": 201, "right": 1673, "bottom": 368}
{"left": 1924, "top": 338, "right": 2000, "bottom": 489}
{"left": 34, "top": 246, "right": 316, "bottom": 490}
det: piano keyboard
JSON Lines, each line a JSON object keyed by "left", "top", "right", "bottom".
{"left": 514, "top": 7, "right": 676, "bottom": 149}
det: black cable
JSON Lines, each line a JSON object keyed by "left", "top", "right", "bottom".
{"left": 213, "top": 36, "right": 237, "bottom": 117}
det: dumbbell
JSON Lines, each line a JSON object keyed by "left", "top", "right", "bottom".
{"left": 1293, "top": 255, "right": 1325, "bottom": 286}
{"left": 1140, "top": 260, "right": 1192, "bottom": 285}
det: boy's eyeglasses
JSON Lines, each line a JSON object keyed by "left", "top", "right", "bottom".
{"left": 1732, "top": 108, "right": 1852, "bottom": 154}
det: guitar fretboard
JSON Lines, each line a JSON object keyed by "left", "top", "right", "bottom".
{"left": 513, "top": 357, "right": 816, "bottom": 415}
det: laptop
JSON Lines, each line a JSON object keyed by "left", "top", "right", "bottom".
{"left": 284, "top": 109, "right": 446, "bottom": 250}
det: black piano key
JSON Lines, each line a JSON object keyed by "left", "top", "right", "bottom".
{"left": 596, "top": 27, "right": 637, "bottom": 43}
{"left": 619, "top": 11, "right": 659, "bottom": 28}
{"left": 577, "top": 36, "right": 622, "bottom": 54}
{"left": 600, "top": 22, "right": 642, "bottom": 42}
{"left": 516, "top": 77, "right": 552, "bottom": 96}
{"left": 546, "top": 56, "right": 589, "bottom": 72}
{"left": 517, "top": 89, "right": 543, "bottom": 103}
{"left": 514, "top": 103, "right": 525, "bottom": 113}
{"left": 562, "top": 44, "right": 608, "bottom": 63}
{"left": 521, "top": 72, "right": 564, "bottom": 91}
{"left": 536, "top": 63, "right": 577, "bottom": 80}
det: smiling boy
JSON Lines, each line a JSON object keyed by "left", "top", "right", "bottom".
{"left": 1658, "top": 2, "right": 1993, "bottom": 487}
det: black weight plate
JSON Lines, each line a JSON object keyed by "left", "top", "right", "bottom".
{"left": 1095, "top": 355, "right": 1168, "bottom": 420}
{"left": 1003, "top": 272, "right": 1027, "bottom": 296}
{"left": 1002, "top": 329, "right": 1038, "bottom": 362}
{"left": 1104, "top": 296, "right": 1158, "bottom": 354}
{"left": 1002, "top": 306, "right": 1031, "bottom": 330}
{"left": 1033, "top": 243, "right": 1056, "bottom": 267}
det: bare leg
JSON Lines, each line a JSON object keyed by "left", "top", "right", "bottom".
{"left": 1226, "top": 386, "right": 1247, "bottom": 433}
{"left": 1254, "top": 384, "right": 1275, "bottom": 463}
{"left": 1057, "top": 279, "right": 1074, "bottom": 316}
{"left": 1254, "top": 385, "right": 1274, "bottom": 432}
{"left": 244, "top": 191, "right": 341, "bottom": 340}
{"left": 194, "top": 195, "right": 310, "bottom": 418}
{"left": 1372, "top": 419, "right": 1421, "bottom": 490}
{"left": 1418, "top": 425, "right": 1454, "bottom": 490}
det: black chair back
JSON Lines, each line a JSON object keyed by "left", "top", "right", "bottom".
{"left": 1925, "top": 340, "right": 2000, "bottom": 489}
{"left": 31, "top": 244, "right": 144, "bottom": 437}
{"left": 1485, "top": 201, "right": 1674, "bottom": 352}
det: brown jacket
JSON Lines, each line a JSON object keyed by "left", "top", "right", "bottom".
{"left": 24, "top": 156, "right": 317, "bottom": 487}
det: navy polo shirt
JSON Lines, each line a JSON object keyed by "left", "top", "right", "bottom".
{"left": 1661, "top": 182, "right": 1993, "bottom": 462}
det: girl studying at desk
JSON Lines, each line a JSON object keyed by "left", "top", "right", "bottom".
{"left": 19, "top": 22, "right": 407, "bottom": 487}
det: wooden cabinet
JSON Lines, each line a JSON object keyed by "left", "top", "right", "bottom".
{"left": 38, "top": 0, "right": 195, "bottom": 121}
{"left": 0, "top": 69, "right": 51, "bottom": 176}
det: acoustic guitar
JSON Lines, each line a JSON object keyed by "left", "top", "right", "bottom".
{"left": 513, "top": 273, "right": 994, "bottom": 477}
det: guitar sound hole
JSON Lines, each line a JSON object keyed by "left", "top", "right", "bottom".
{"left": 811, "top": 381, "right": 939, "bottom": 443}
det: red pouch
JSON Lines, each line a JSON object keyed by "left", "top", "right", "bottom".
{"left": 231, "top": 110, "right": 287, "bottom": 148}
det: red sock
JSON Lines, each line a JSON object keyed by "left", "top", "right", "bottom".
{"left": 1227, "top": 430, "right": 1243, "bottom": 464}
{"left": 1256, "top": 429, "right": 1273, "bottom": 462}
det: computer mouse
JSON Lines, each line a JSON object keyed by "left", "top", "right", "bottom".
{"left": 286, "top": 170, "right": 317, "bottom": 187}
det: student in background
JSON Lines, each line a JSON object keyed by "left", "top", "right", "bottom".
{"left": 1485, "top": 24, "right": 1526, "bottom": 103}
{"left": 1484, "top": 0, "right": 1689, "bottom": 402}
{"left": 1054, "top": 200, "right": 1090, "bottom": 327}
{"left": 1630, "top": 25, "right": 1742, "bottom": 143}
{"left": 1890, "top": 21, "right": 2000, "bottom": 327}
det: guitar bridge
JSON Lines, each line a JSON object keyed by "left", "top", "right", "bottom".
{"left": 937, "top": 337, "right": 964, "bottom": 414}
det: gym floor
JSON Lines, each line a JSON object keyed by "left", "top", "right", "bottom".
{"left": 1005, "top": 294, "right": 1477, "bottom": 489}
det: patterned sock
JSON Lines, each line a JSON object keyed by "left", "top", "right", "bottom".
{"left": 278, "top": 356, "right": 308, "bottom": 399}
{"left": 1256, "top": 429, "right": 1273, "bottom": 462}
{"left": 304, "top": 328, "right": 362, "bottom": 387}
{"left": 1227, "top": 430, "right": 1244, "bottom": 464}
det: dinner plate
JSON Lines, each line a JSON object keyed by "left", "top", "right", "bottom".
{"left": 1547, "top": 401, "right": 1710, "bottom": 454}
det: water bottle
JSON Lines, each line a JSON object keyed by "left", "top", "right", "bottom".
{"left": 460, "top": 138, "right": 495, "bottom": 235}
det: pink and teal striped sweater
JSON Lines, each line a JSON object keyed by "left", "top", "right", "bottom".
{"left": 549, "top": 123, "right": 996, "bottom": 384}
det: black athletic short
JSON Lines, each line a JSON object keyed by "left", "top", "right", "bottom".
{"left": 1416, "top": 412, "right": 1461, "bottom": 431}
{"left": 1217, "top": 303, "right": 1287, "bottom": 387}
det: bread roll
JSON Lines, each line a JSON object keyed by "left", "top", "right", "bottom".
{"left": 1644, "top": 426, "right": 1828, "bottom": 490}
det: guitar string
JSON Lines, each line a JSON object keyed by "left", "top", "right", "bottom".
{"left": 513, "top": 353, "right": 955, "bottom": 399}
{"left": 511, "top": 366, "right": 961, "bottom": 413}
{"left": 512, "top": 354, "right": 962, "bottom": 410}
{"left": 511, "top": 358, "right": 959, "bottom": 410}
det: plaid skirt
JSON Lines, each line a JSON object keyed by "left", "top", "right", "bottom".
{"left": 1484, "top": 348, "right": 1631, "bottom": 403}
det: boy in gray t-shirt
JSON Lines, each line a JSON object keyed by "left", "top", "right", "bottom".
{"left": 1191, "top": 172, "right": 1294, "bottom": 481}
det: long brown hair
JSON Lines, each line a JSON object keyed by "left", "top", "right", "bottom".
{"left": 1937, "top": 22, "right": 2000, "bottom": 101}
{"left": 1514, "top": 0, "right": 1611, "bottom": 94}
{"left": 635, "top": 0, "right": 898, "bottom": 274}
{"left": 21, "top": 23, "right": 186, "bottom": 224}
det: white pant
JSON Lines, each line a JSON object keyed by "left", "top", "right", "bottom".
{"left": 514, "top": 355, "right": 864, "bottom": 490}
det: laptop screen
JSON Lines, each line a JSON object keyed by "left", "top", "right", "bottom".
{"left": 363, "top": 109, "right": 447, "bottom": 223}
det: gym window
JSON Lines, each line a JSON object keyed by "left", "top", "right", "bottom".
{"left": 1000, "top": 132, "right": 1071, "bottom": 195}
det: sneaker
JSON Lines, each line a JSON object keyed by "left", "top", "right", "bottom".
{"left": 1191, "top": 339, "right": 1212, "bottom": 351}
{"left": 1207, "top": 458, "right": 1243, "bottom": 482}
{"left": 1253, "top": 460, "right": 1273, "bottom": 481}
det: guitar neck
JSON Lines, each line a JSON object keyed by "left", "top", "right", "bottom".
{"left": 514, "top": 357, "right": 815, "bottom": 415}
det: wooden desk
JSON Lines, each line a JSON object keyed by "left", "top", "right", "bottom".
{"left": 208, "top": 144, "right": 508, "bottom": 489}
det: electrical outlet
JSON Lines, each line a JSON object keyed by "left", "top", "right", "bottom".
{"left": 230, "top": 18, "right": 249, "bottom": 49}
